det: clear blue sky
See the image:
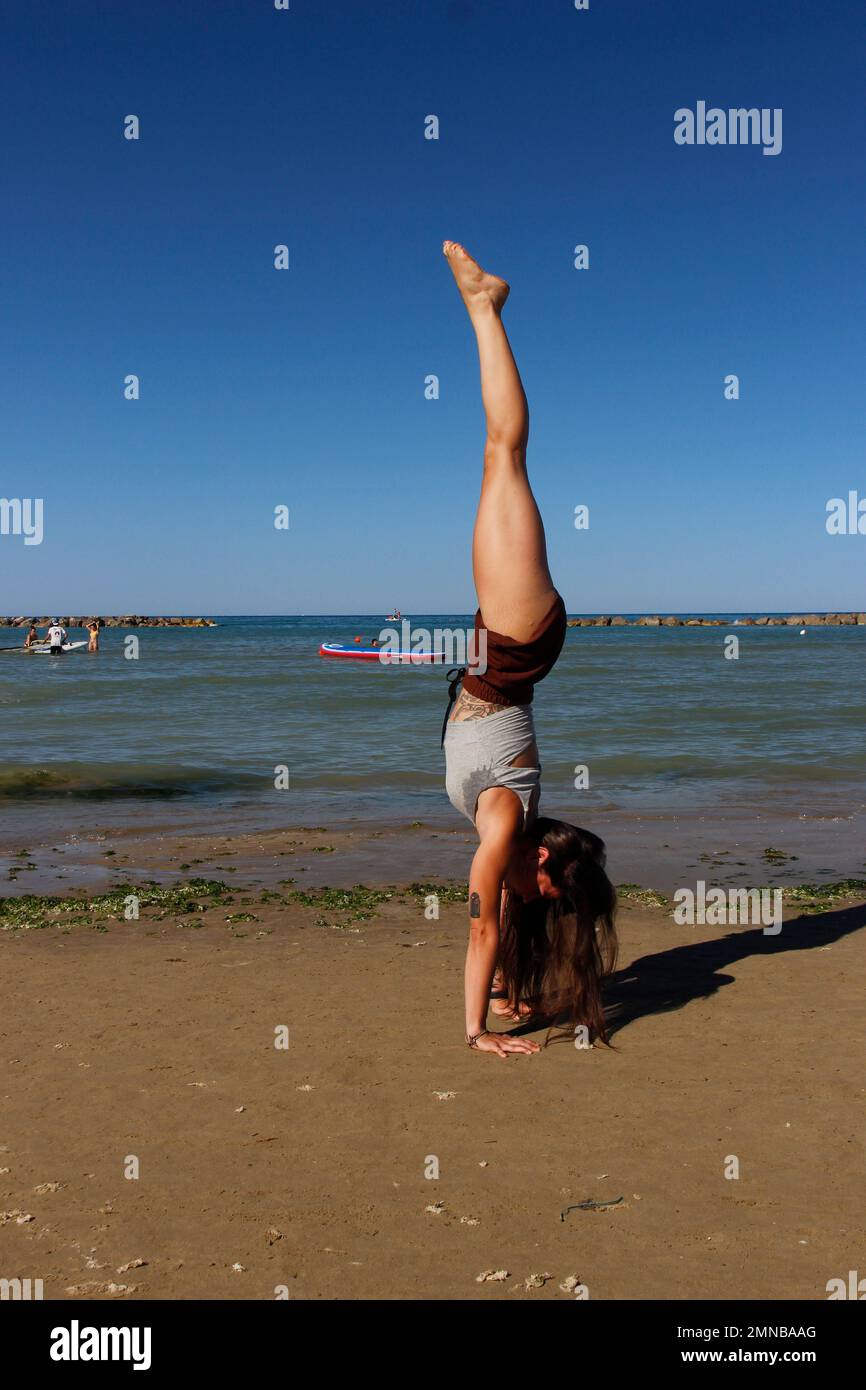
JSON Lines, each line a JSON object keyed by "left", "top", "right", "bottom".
{"left": 1, "top": 0, "right": 863, "bottom": 615}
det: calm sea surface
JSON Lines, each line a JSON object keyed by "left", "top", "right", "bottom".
{"left": 1, "top": 615, "right": 864, "bottom": 844}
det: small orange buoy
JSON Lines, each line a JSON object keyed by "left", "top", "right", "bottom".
{"left": 354, "top": 635, "right": 361, "bottom": 644}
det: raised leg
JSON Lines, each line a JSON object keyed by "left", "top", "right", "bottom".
{"left": 443, "top": 241, "right": 556, "bottom": 643}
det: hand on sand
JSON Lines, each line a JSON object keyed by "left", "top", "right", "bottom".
{"left": 472, "top": 1031, "right": 540, "bottom": 1059}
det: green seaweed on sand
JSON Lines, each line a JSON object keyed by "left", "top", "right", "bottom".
{"left": 97, "top": 878, "right": 232, "bottom": 920}
{"left": 777, "top": 879, "right": 866, "bottom": 914}
{"left": 5, "top": 876, "right": 860, "bottom": 939}
{"left": 288, "top": 885, "right": 399, "bottom": 923}
{"left": 0, "top": 878, "right": 232, "bottom": 932}
{"left": 617, "top": 879, "right": 866, "bottom": 918}
{"left": 406, "top": 881, "right": 469, "bottom": 904}
{"left": 616, "top": 884, "right": 670, "bottom": 909}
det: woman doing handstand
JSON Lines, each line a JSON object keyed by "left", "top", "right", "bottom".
{"left": 442, "top": 242, "right": 617, "bottom": 1060}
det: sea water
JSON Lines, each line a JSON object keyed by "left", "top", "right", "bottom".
{"left": 1, "top": 615, "right": 864, "bottom": 850}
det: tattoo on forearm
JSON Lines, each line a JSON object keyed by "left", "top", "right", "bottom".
{"left": 469, "top": 892, "right": 481, "bottom": 918}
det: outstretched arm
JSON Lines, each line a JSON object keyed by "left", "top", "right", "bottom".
{"left": 464, "top": 810, "right": 540, "bottom": 1059}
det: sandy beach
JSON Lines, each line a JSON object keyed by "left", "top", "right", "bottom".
{"left": 1, "top": 0, "right": 861, "bottom": 1341}
{"left": 2, "top": 827, "right": 864, "bottom": 1302}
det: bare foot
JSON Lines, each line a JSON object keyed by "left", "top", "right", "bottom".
{"left": 442, "top": 241, "right": 510, "bottom": 315}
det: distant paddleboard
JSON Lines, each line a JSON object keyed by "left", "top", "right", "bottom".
{"left": 319, "top": 642, "right": 446, "bottom": 664}
{"left": 31, "top": 640, "right": 88, "bottom": 654}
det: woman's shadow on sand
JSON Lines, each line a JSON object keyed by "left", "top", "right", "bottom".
{"left": 510, "top": 899, "right": 866, "bottom": 1040}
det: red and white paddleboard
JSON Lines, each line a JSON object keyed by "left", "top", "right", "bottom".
{"left": 318, "top": 643, "right": 446, "bottom": 664}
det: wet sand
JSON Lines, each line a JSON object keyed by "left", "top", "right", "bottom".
{"left": 3, "top": 802, "right": 865, "bottom": 900}
{"left": 1, "top": 849, "right": 864, "bottom": 1301}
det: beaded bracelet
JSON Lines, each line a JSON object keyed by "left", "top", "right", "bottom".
{"left": 466, "top": 1029, "right": 490, "bottom": 1048}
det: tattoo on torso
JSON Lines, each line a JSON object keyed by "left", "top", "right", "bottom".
{"left": 451, "top": 689, "right": 507, "bottom": 722}
{"left": 469, "top": 892, "right": 481, "bottom": 918}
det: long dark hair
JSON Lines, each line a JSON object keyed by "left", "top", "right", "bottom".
{"left": 499, "top": 818, "right": 617, "bottom": 1044}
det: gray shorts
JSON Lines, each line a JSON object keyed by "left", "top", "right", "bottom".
{"left": 444, "top": 703, "right": 540, "bottom": 828}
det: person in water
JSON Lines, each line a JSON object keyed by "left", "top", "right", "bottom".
{"left": 441, "top": 242, "right": 617, "bottom": 1059}
{"left": 87, "top": 620, "right": 100, "bottom": 652}
{"left": 24, "top": 622, "right": 39, "bottom": 649}
{"left": 46, "top": 620, "right": 68, "bottom": 654}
